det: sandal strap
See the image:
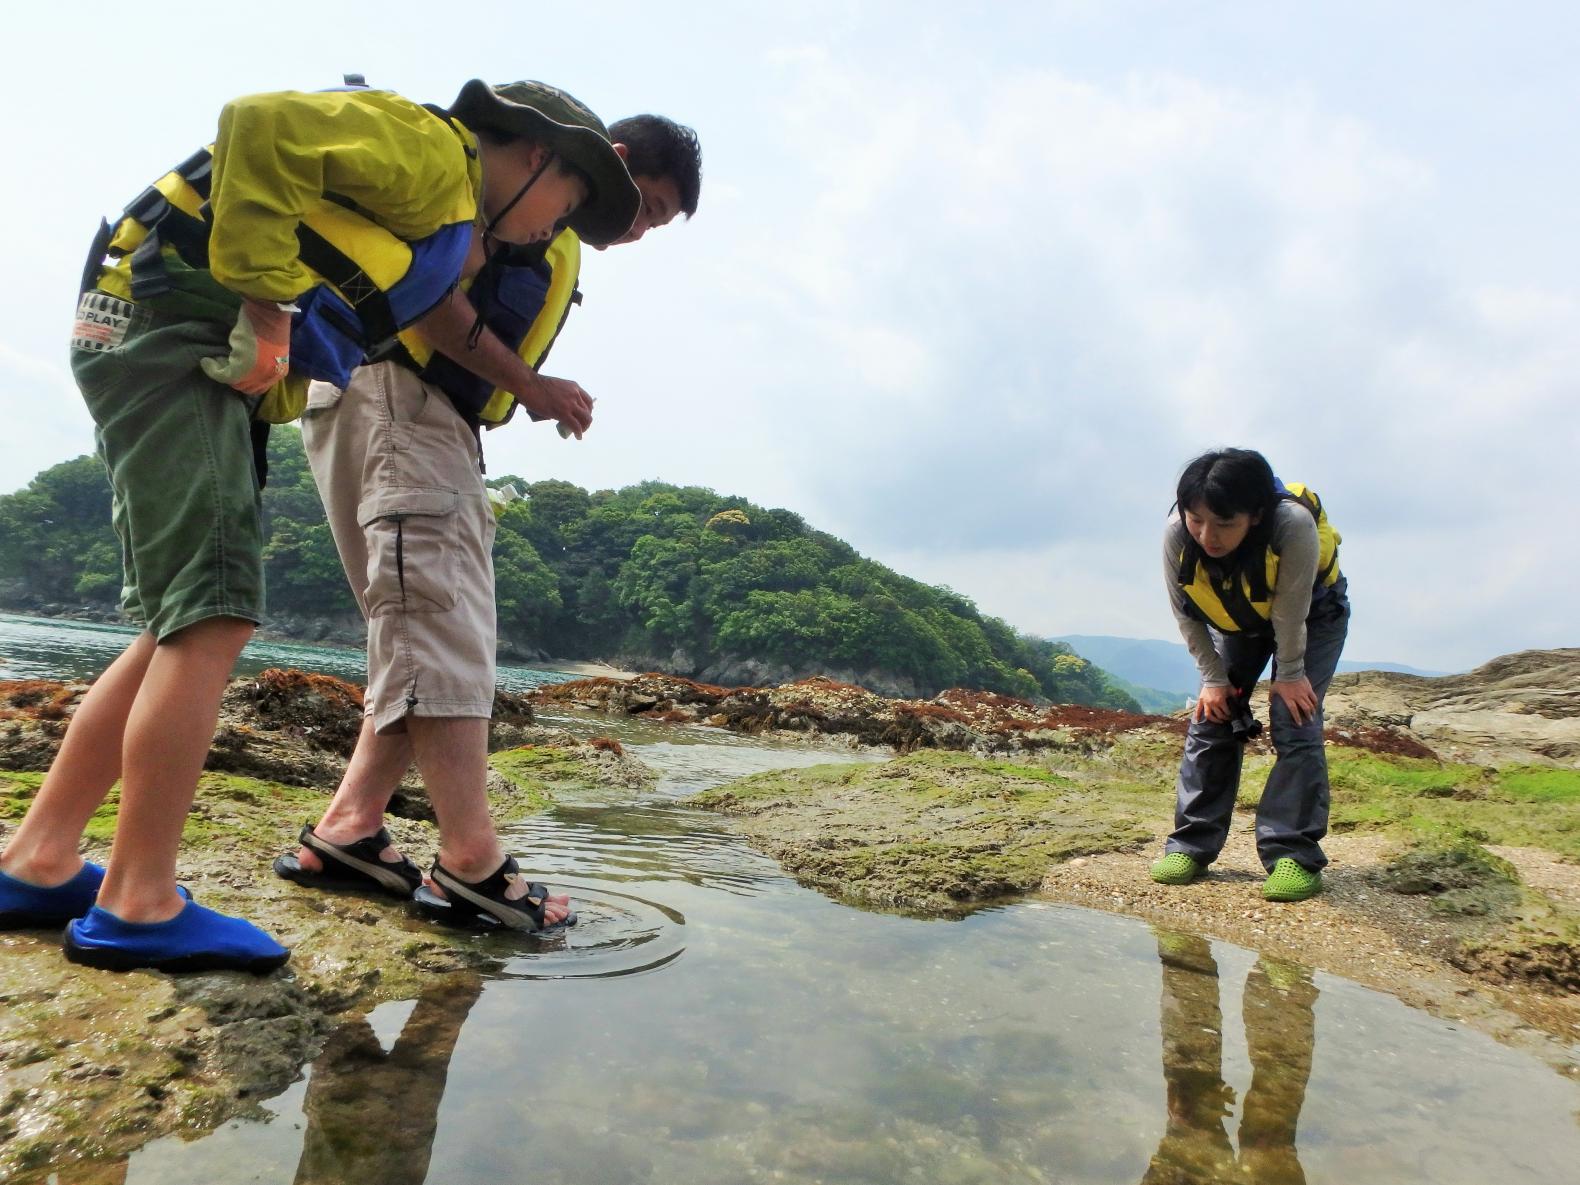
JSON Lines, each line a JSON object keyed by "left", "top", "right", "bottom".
{"left": 429, "top": 855, "right": 551, "bottom": 930}
{"left": 297, "top": 821, "right": 422, "bottom": 893}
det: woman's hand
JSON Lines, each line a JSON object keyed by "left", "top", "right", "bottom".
{"left": 1271, "top": 676, "right": 1319, "bottom": 726}
{"left": 1194, "top": 683, "right": 1234, "bottom": 723}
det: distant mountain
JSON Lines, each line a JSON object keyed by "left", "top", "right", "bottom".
{"left": 1052, "top": 634, "right": 1451, "bottom": 699}
{"left": 1101, "top": 672, "right": 1189, "bottom": 715}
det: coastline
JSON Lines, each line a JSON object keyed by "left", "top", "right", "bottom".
{"left": 1, "top": 653, "right": 1577, "bottom": 1174}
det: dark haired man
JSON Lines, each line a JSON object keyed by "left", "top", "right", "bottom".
{"left": 599, "top": 114, "right": 703, "bottom": 246}
{"left": 276, "top": 111, "right": 702, "bottom": 931}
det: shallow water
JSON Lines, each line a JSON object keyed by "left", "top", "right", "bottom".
{"left": 0, "top": 612, "right": 578, "bottom": 693}
{"left": 114, "top": 730, "right": 1579, "bottom": 1185}
{"left": 9, "top": 617, "right": 1580, "bottom": 1183}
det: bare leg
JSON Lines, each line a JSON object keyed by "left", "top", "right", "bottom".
{"left": 293, "top": 716, "right": 413, "bottom": 872}
{"left": 1, "top": 631, "right": 158, "bottom": 885}
{"left": 95, "top": 616, "right": 256, "bottom": 923}
{"left": 410, "top": 717, "right": 570, "bottom": 924}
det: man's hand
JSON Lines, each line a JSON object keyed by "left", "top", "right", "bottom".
{"left": 413, "top": 290, "right": 595, "bottom": 438}
{"left": 1271, "top": 676, "right": 1319, "bottom": 726}
{"left": 1194, "top": 683, "right": 1234, "bottom": 723}
{"left": 200, "top": 298, "right": 292, "bottom": 395}
{"left": 521, "top": 374, "right": 595, "bottom": 440}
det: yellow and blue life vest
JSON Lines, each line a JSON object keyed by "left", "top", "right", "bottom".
{"left": 89, "top": 132, "right": 472, "bottom": 422}
{"left": 1176, "top": 482, "right": 1342, "bottom": 633}
{"left": 391, "top": 229, "right": 582, "bottom": 426}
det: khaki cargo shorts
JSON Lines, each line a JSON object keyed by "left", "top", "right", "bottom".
{"left": 301, "top": 361, "right": 496, "bottom": 732}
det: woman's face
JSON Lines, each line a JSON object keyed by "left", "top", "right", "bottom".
{"left": 1183, "top": 502, "right": 1261, "bottom": 559}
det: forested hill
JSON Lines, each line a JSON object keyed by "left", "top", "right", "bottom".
{"left": 0, "top": 428, "right": 1137, "bottom": 709}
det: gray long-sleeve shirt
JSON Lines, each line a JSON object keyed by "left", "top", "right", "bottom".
{"left": 1163, "top": 500, "right": 1320, "bottom": 687}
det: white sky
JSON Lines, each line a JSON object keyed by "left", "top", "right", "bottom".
{"left": 2, "top": 1, "right": 1576, "bottom": 671}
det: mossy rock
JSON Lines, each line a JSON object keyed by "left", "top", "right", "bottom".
{"left": 691, "top": 749, "right": 1156, "bottom": 914}
{"left": 1379, "top": 836, "right": 1522, "bottom": 918}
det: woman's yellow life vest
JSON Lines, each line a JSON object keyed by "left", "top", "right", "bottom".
{"left": 392, "top": 229, "right": 582, "bottom": 426}
{"left": 1176, "top": 483, "right": 1342, "bottom": 633}
{"left": 91, "top": 137, "right": 473, "bottom": 423}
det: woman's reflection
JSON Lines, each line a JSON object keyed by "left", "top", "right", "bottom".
{"left": 1142, "top": 930, "right": 1316, "bottom": 1185}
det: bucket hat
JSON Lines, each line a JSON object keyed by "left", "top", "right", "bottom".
{"left": 449, "top": 79, "right": 640, "bottom": 246}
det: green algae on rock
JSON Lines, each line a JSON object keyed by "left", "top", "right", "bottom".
{"left": 693, "top": 741, "right": 1580, "bottom": 1003}
{"left": 691, "top": 750, "right": 1156, "bottom": 914}
{"left": 491, "top": 729, "right": 658, "bottom": 802}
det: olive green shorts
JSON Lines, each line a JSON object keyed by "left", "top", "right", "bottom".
{"left": 70, "top": 293, "right": 264, "bottom": 640}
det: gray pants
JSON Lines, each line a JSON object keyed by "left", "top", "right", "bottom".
{"left": 1166, "top": 584, "right": 1349, "bottom": 872}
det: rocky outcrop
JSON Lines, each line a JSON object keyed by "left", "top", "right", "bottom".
{"left": 611, "top": 651, "right": 932, "bottom": 702}
{"left": 1, "top": 670, "right": 541, "bottom": 789}
{"left": 540, "top": 655, "right": 1580, "bottom": 768}
{"left": 1315, "top": 649, "right": 1580, "bottom": 767}
{"left": 533, "top": 672, "right": 1185, "bottom": 754}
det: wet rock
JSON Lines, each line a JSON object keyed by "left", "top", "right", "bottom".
{"left": 0, "top": 695, "right": 657, "bottom": 1180}
{"left": 1, "top": 671, "right": 540, "bottom": 786}
{"left": 0, "top": 680, "right": 88, "bottom": 771}
{"left": 691, "top": 749, "right": 1154, "bottom": 914}
{"left": 1454, "top": 938, "right": 1580, "bottom": 994}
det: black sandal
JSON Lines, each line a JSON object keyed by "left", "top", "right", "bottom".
{"left": 420, "top": 855, "right": 576, "bottom": 931}
{"left": 273, "top": 823, "right": 423, "bottom": 900}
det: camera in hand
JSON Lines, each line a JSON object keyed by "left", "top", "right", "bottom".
{"left": 1229, "top": 691, "right": 1263, "bottom": 743}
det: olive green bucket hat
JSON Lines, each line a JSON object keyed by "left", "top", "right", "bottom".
{"left": 449, "top": 78, "right": 640, "bottom": 246}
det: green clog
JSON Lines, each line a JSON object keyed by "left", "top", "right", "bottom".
{"left": 1149, "top": 852, "right": 1204, "bottom": 885}
{"left": 1263, "top": 857, "right": 1322, "bottom": 902}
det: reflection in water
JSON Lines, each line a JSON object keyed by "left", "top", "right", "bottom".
{"left": 294, "top": 974, "right": 482, "bottom": 1185}
{"left": 1143, "top": 930, "right": 1315, "bottom": 1185}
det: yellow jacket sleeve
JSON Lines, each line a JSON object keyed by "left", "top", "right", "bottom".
{"left": 207, "top": 89, "right": 479, "bottom": 302}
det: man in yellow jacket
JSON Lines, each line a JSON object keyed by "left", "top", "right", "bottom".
{"left": 0, "top": 80, "right": 636, "bottom": 972}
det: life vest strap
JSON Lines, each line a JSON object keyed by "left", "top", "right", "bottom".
{"left": 295, "top": 223, "right": 399, "bottom": 346}
{"left": 175, "top": 149, "right": 213, "bottom": 200}
{"left": 119, "top": 150, "right": 216, "bottom": 300}
{"left": 1211, "top": 568, "right": 1272, "bottom": 633}
{"left": 125, "top": 204, "right": 213, "bottom": 301}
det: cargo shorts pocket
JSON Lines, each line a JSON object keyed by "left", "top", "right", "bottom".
{"left": 302, "top": 379, "right": 345, "bottom": 417}
{"left": 358, "top": 488, "right": 461, "bottom": 616}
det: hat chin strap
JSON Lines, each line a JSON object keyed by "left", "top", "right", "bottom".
{"left": 468, "top": 151, "right": 557, "bottom": 349}
{"left": 482, "top": 150, "right": 556, "bottom": 243}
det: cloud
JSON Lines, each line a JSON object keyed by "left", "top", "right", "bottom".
{"left": 0, "top": 344, "right": 94, "bottom": 495}
{"left": 647, "top": 51, "right": 1578, "bottom": 669}
{"left": 3, "top": 15, "right": 1571, "bottom": 674}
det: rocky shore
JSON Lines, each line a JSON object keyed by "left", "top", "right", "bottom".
{"left": 545, "top": 657, "right": 1580, "bottom": 1063}
{"left": 0, "top": 649, "right": 1577, "bottom": 1177}
{"left": 0, "top": 672, "right": 650, "bottom": 1179}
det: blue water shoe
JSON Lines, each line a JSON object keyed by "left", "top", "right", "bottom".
{"left": 0, "top": 861, "right": 105, "bottom": 928}
{"left": 64, "top": 901, "right": 289, "bottom": 974}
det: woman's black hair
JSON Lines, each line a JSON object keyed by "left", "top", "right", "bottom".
{"left": 1175, "top": 448, "right": 1281, "bottom": 522}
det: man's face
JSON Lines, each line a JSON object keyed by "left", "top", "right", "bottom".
{"left": 486, "top": 145, "right": 589, "bottom": 247}
{"left": 597, "top": 173, "right": 683, "bottom": 249}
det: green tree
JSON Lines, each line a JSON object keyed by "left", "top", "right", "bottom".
{"left": 0, "top": 454, "right": 1142, "bottom": 709}
{"left": 0, "top": 455, "right": 118, "bottom": 606}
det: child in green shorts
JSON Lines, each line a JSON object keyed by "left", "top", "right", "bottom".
{"left": 0, "top": 80, "right": 634, "bottom": 972}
